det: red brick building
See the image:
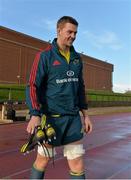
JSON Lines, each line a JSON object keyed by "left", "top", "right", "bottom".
{"left": 0, "top": 26, "right": 113, "bottom": 91}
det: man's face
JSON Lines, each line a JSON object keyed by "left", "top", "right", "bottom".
{"left": 57, "top": 22, "right": 78, "bottom": 47}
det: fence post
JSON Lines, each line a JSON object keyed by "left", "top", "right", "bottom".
{"left": 1, "top": 105, "right": 6, "bottom": 120}
{"left": 8, "top": 88, "right": 12, "bottom": 100}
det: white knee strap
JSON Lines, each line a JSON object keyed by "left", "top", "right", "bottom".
{"left": 63, "top": 144, "right": 85, "bottom": 160}
{"left": 37, "top": 145, "right": 56, "bottom": 157}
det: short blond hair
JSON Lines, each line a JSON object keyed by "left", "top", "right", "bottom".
{"left": 57, "top": 16, "right": 78, "bottom": 29}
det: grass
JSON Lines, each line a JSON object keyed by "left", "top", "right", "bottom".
{"left": 0, "top": 84, "right": 131, "bottom": 102}
{"left": 0, "top": 84, "right": 25, "bottom": 101}
{"left": 87, "top": 89, "right": 131, "bottom": 102}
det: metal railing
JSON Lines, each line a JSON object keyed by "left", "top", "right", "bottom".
{"left": 0, "top": 87, "right": 131, "bottom": 108}
{"left": 87, "top": 91, "right": 131, "bottom": 107}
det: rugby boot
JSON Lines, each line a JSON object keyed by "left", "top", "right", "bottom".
{"left": 20, "top": 126, "right": 46, "bottom": 154}
{"left": 45, "top": 124, "right": 56, "bottom": 142}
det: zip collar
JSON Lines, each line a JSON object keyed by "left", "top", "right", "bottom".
{"left": 52, "top": 38, "right": 80, "bottom": 61}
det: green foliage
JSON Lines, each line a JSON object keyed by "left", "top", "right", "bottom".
{"left": 0, "top": 84, "right": 26, "bottom": 101}
{"left": 86, "top": 89, "right": 131, "bottom": 102}
{"left": 0, "top": 85, "right": 131, "bottom": 102}
{"left": 0, "top": 84, "right": 26, "bottom": 89}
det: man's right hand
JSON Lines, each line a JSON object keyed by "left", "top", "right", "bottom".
{"left": 26, "top": 116, "right": 41, "bottom": 134}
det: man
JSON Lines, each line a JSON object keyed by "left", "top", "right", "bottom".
{"left": 26, "top": 16, "right": 92, "bottom": 179}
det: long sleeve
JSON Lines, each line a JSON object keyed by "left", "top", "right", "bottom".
{"left": 26, "top": 51, "right": 47, "bottom": 116}
{"left": 78, "top": 62, "right": 88, "bottom": 110}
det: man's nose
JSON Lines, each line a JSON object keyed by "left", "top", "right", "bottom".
{"left": 71, "top": 33, "right": 75, "bottom": 39}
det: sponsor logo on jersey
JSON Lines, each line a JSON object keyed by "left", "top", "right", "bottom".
{"left": 73, "top": 58, "right": 79, "bottom": 64}
{"left": 66, "top": 70, "right": 74, "bottom": 77}
{"left": 56, "top": 78, "right": 78, "bottom": 84}
{"left": 53, "top": 60, "right": 61, "bottom": 66}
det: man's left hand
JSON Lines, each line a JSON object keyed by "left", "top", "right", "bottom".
{"left": 83, "top": 115, "right": 93, "bottom": 134}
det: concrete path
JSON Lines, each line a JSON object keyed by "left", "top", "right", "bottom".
{"left": 0, "top": 112, "right": 131, "bottom": 179}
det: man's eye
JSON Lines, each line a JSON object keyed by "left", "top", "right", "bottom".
{"left": 67, "top": 31, "right": 72, "bottom": 34}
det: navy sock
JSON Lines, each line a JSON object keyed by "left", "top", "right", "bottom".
{"left": 30, "top": 164, "right": 45, "bottom": 179}
{"left": 70, "top": 171, "right": 86, "bottom": 179}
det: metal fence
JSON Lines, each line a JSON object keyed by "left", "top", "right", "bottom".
{"left": 0, "top": 87, "right": 25, "bottom": 102}
{"left": 0, "top": 87, "right": 131, "bottom": 108}
{"left": 87, "top": 92, "right": 131, "bottom": 107}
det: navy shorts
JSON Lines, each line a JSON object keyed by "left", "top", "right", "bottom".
{"left": 45, "top": 114, "right": 84, "bottom": 146}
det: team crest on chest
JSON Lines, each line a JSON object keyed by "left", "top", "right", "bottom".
{"left": 73, "top": 58, "right": 79, "bottom": 64}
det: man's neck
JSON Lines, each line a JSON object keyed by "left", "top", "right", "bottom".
{"left": 57, "top": 39, "right": 70, "bottom": 52}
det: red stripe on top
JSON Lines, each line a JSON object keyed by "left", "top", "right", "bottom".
{"left": 39, "top": 45, "right": 52, "bottom": 52}
{"left": 29, "top": 52, "right": 41, "bottom": 110}
{"left": 29, "top": 46, "right": 52, "bottom": 110}
{"left": 44, "top": 45, "right": 52, "bottom": 52}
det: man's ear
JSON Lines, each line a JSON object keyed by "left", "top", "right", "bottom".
{"left": 57, "top": 28, "right": 60, "bottom": 35}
